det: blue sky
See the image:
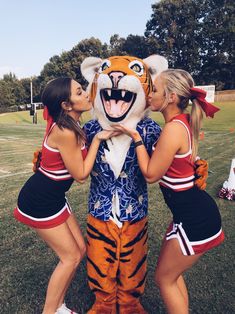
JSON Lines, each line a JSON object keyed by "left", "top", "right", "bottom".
{"left": 0, "top": 0, "right": 156, "bottom": 79}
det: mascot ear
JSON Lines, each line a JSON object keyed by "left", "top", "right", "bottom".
{"left": 144, "top": 55, "right": 168, "bottom": 81}
{"left": 81, "top": 57, "right": 103, "bottom": 82}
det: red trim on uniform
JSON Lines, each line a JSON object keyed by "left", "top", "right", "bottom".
{"left": 38, "top": 167, "right": 72, "bottom": 181}
{"left": 192, "top": 231, "right": 225, "bottom": 254}
{"left": 166, "top": 221, "right": 173, "bottom": 234}
{"left": 13, "top": 207, "right": 71, "bottom": 229}
{"left": 165, "top": 221, "right": 225, "bottom": 255}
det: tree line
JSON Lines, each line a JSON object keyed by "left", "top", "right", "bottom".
{"left": 0, "top": 0, "right": 234, "bottom": 113}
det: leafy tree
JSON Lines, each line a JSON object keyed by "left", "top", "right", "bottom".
{"left": 200, "top": 0, "right": 235, "bottom": 89}
{"left": 122, "top": 35, "right": 153, "bottom": 59}
{"left": 0, "top": 80, "right": 15, "bottom": 112}
{"left": 145, "top": 0, "right": 204, "bottom": 74}
{"left": 39, "top": 37, "right": 109, "bottom": 87}
{"left": 20, "top": 78, "right": 34, "bottom": 104}
{"left": 109, "top": 34, "right": 126, "bottom": 55}
{"left": 145, "top": 0, "right": 235, "bottom": 89}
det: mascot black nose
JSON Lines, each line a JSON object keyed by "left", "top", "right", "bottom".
{"left": 109, "top": 71, "right": 125, "bottom": 88}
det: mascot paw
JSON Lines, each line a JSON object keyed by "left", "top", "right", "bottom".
{"left": 32, "top": 148, "right": 42, "bottom": 172}
{"left": 194, "top": 159, "right": 208, "bottom": 190}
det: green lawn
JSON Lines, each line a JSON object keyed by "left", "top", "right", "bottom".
{"left": 0, "top": 104, "right": 234, "bottom": 313}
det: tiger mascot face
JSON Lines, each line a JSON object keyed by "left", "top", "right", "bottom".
{"left": 81, "top": 55, "right": 168, "bottom": 129}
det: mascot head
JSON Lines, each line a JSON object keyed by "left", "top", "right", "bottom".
{"left": 81, "top": 55, "right": 168, "bottom": 128}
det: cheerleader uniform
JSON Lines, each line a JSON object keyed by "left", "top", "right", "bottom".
{"left": 159, "top": 114, "right": 224, "bottom": 256}
{"left": 14, "top": 123, "right": 87, "bottom": 229}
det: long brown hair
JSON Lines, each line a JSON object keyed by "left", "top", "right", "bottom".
{"left": 160, "top": 69, "right": 203, "bottom": 161}
{"left": 41, "top": 77, "right": 86, "bottom": 142}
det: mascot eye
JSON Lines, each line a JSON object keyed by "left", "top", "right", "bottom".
{"left": 131, "top": 64, "right": 141, "bottom": 72}
{"left": 129, "top": 60, "right": 144, "bottom": 76}
{"left": 102, "top": 63, "right": 109, "bottom": 71}
{"left": 99, "top": 59, "right": 111, "bottom": 73}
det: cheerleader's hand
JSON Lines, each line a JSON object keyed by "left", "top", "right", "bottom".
{"left": 32, "top": 148, "right": 42, "bottom": 172}
{"left": 96, "top": 129, "right": 121, "bottom": 141}
{"left": 112, "top": 124, "right": 141, "bottom": 142}
{"left": 194, "top": 158, "right": 208, "bottom": 190}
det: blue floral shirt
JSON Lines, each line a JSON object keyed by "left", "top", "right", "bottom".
{"left": 83, "top": 117, "right": 161, "bottom": 222}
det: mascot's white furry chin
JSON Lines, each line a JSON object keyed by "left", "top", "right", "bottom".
{"left": 81, "top": 55, "right": 168, "bottom": 314}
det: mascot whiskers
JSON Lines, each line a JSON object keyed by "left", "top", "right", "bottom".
{"left": 81, "top": 55, "right": 168, "bottom": 314}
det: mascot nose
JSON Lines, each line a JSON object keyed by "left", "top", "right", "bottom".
{"left": 109, "top": 72, "right": 124, "bottom": 88}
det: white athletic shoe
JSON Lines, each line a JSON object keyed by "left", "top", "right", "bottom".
{"left": 56, "top": 303, "right": 78, "bottom": 314}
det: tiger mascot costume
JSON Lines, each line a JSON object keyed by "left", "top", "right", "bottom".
{"left": 81, "top": 54, "right": 168, "bottom": 314}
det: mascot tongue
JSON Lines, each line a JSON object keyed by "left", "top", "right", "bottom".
{"left": 105, "top": 99, "right": 129, "bottom": 117}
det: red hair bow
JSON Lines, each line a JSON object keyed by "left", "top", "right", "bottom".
{"left": 190, "top": 87, "right": 220, "bottom": 118}
{"left": 43, "top": 106, "right": 54, "bottom": 132}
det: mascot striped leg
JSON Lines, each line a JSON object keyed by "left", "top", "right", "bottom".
{"left": 87, "top": 214, "right": 148, "bottom": 314}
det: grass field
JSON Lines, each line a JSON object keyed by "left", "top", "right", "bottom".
{"left": 0, "top": 103, "right": 235, "bottom": 313}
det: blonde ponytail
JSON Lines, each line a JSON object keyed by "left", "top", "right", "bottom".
{"left": 190, "top": 99, "right": 203, "bottom": 161}
{"left": 159, "top": 69, "right": 206, "bottom": 161}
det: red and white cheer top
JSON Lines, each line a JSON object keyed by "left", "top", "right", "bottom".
{"left": 159, "top": 114, "right": 195, "bottom": 191}
{"left": 39, "top": 123, "right": 87, "bottom": 181}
